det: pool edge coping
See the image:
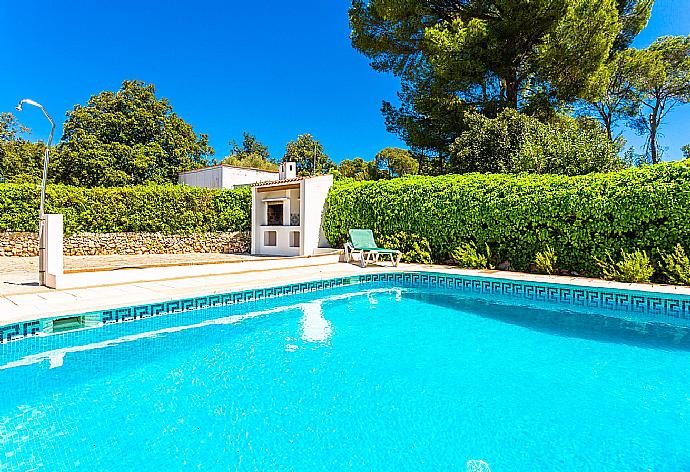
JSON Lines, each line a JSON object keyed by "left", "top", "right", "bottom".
{"left": 2, "top": 266, "right": 690, "bottom": 344}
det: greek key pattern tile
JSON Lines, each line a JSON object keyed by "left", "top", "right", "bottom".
{"left": 0, "top": 321, "right": 41, "bottom": 344}
{"left": 358, "top": 272, "right": 690, "bottom": 319}
{"left": 4, "top": 271, "right": 690, "bottom": 343}
{"left": 99, "top": 277, "right": 351, "bottom": 325}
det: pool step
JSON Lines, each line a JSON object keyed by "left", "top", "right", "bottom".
{"left": 46, "top": 251, "right": 342, "bottom": 290}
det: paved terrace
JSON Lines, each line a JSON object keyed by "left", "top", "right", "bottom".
{"left": 2, "top": 254, "right": 690, "bottom": 326}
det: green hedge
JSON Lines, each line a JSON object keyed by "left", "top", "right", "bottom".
{"left": 0, "top": 184, "right": 251, "bottom": 235}
{"left": 323, "top": 161, "right": 690, "bottom": 275}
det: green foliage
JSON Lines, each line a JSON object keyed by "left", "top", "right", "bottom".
{"left": 0, "top": 184, "right": 250, "bottom": 236}
{"left": 220, "top": 133, "right": 278, "bottom": 171}
{"left": 660, "top": 244, "right": 690, "bottom": 286}
{"left": 683, "top": 144, "right": 690, "bottom": 159}
{"left": 0, "top": 112, "right": 47, "bottom": 184}
{"left": 375, "top": 147, "right": 419, "bottom": 178}
{"left": 350, "top": 0, "right": 622, "bottom": 159}
{"left": 378, "top": 232, "right": 432, "bottom": 264}
{"left": 613, "top": 0, "right": 653, "bottom": 52}
{"left": 449, "top": 109, "right": 626, "bottom": 175}
{"left": 55, "top": 80, "right": 214, "bottom": 187}
{"left": 535, "top": 247, "right": 558, "bottom": 275}
{"left": 0, "top": 140, "right": 47, "bottom": 184}
{"left": 596, "top": 250, "right": 654, "bottom": 283}
{"left": 0, "top": 112, "right": 28, "bottom": 141}
{"left": 450, "top": 242, "right": 492, "bottom": 269}
{"left": 337, "top": 157, "right": 379, "bottom": 181}
{"left": 337, "top": 149, "right": 420, "bottom": 181}
{"left": 283, "top": 134, "right": 335, "bottom": 176}
{"left": 323, "top": 161, "right": 690, "bottom": 277}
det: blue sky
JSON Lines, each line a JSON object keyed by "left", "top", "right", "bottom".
{"left": 2, "top": 0, "right": 688, "bottom": 163}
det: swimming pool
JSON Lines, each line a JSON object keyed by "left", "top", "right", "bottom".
{"left": 1, "top": 272, "right": 689, "bottom": 471}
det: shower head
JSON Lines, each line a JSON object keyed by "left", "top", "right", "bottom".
{"left": 15, "top": 98, "right": 41, "bottom": 112}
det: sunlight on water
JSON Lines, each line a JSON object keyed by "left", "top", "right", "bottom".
{"left": 300, "top": 301, "right": 332, "bottom": 344}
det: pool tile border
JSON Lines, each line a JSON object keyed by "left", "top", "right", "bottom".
{"left": 0, "top": 277, "right": 355, "bottom": 343}
{"left": 2, "top": 271, "right": 690, "bottom": 344}
{"left": 362, "top": 272, "right": 690, "bottom": 320}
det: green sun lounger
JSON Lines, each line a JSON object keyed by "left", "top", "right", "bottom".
{"left": 345, "top": 229, "right": 402, "bottom": 268}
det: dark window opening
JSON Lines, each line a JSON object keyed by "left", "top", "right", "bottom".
{"left": 267, "top": 203, "right": 283, "bottom": 226}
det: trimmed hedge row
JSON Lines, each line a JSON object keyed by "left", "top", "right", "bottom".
{"left": 323, "top": 161, "right": 690, "bottom": 275}
{"left": 0, "top": 184, "right": 251, "bottom": 235}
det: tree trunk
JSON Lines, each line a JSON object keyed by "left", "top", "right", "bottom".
{"left": 505, "top": 76, "right": 519, "bottom": 110}
{"left": 648, "top": 93, "right": 667, "bottom": 165}
{"left": 649, "top": 119, "right": 658, "bottom": 164}
{"left": 500, "top": 68, "right": 520, "bottom": 110}
{"left": 603, "top": 113, "right": 613, "bottom": 142}
{"left": 649, "top": 100, "right": 661, "bottom": 164}
{"left": 595, "top": 104, "right": 614, "bottom": 142}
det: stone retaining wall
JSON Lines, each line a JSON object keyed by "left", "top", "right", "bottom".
{"left": 0, "top": 232, "right": 250, "bottom": 257}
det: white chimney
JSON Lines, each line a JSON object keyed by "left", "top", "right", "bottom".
{"left": 279, "top": 162, "right": 297, "bottom": 180}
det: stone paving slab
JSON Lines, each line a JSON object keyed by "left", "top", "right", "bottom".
{"left": 0, "top": 253, "right": 251, "bottom": 296}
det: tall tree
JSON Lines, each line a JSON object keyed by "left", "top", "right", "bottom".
{"left": 350, "top": 0, "right": 621, "bottom": 161}
{"left": 579, "top": 0, "right": 652, "bottom": 141}
{"left": 56, "top": 80, "right": 214, "bottom": 187}
{"left": 580, "top": 50, "right": 639, "bottom": 141}
{"left": 682, "top": 144, "right": 690, "bottom": 160}
{"left": 629, "top": 36, "right": 690, "bottom": 164}
{"left": 221, "top": 132, "right": 277, "bottom": 171}
{"left": 283, "top": 134, "right": 335, "bottom": 176}
{"left": 375, "top": 147, "right": 419, "bottom": 177}
{"left": 381, "top": 81, "right": 467, "bottom": 174}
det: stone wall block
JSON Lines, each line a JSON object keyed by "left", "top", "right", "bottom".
{"left": 0, "top": 231, "right": 251, "bottom": 257}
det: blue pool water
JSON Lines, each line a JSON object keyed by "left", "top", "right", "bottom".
{"left": 1, "top": 284, "right": 690, "bottom": 471}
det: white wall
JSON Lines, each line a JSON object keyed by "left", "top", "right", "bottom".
{"left": 301, "top": 175, "right": 334, "bottom": 256}
{"left": 221, "top": 167, "right": 279, "bottom": 188}
{"left": 179, "top": 166, "right": 279, "bottom": 189}
{"left": 179, "top": 167, "right": 223, "bottom": 188}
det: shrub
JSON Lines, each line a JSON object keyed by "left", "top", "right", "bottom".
{"left": 660, "top": 244, "right": 690, "bottom": 285}
{"left": 596, "top": 250, "right": 654, "bottom": 283}
{"left": 450, "top": 242, "right": 492, "bottom": 269}
{"left": 378, "top": 232, "right": 432, "bottom": 264}
{"left": 323, "top": 161, "right": 690, "bottom": 276}
{"left": 535, "top": 247, "right": 558, "bottom": 275}
{"left": 448, "top": 109, "right": 626, "bottom": 175}
{"left": 0, "top": 183, "right": 251, "bottom": 235}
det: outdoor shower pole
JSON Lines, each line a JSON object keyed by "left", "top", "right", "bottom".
{"left": 15, "top": 99, "right": 56, "bottom": 286}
